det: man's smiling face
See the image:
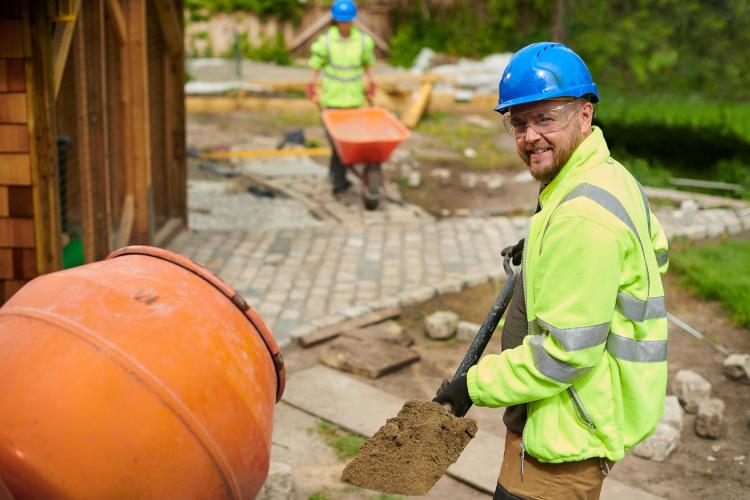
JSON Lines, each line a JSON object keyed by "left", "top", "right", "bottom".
{"left": 509, "top": 99, "right": 593, "bottom": 183}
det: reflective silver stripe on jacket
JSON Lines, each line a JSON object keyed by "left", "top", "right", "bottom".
{"left": 323, "top": 71, "right": 363, "bottom": 82}
{"left": 529, "top": 334, "right": 591, "bottom": 383}
{"left": 606, "top": 333, "right": 667, "bottom": 362}
{"left": 560, "top": 182, "right": 666, "bottom": 321}
{"left": 535, "top": 317, "right": 609, "bottom": 351}
{"left": 617, "top": 293, "right": 666, "bottom": 321}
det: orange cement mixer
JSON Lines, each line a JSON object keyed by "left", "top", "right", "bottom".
{"left": 0, "top": 246, "right": 286, "bottom": 499}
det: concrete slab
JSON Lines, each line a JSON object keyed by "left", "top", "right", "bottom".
{"left": 239, "top": 156, "right": 327, "bottom": 178}
{"left": 319, "top": 336, "right": 420, "bottom": 378}
{"left": 282, "top": 365, "right": 663, "bottom": 499}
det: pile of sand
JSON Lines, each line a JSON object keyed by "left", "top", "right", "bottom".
{"left": 341, "top": 400, "right": 478, "bottom": 496}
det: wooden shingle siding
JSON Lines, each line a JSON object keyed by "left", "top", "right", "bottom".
{"left": 0, "top": 154, "right": 31, "bottom": 185}
{"left": 0, "top": 124, "right": 29, "bottom": 152}
{"left": 0, "top": 93, "right": 27, "bottom": 123}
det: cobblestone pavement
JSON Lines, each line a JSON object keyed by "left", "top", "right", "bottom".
{"left": 171, "top": 201, "right": 750, "bottom": 346}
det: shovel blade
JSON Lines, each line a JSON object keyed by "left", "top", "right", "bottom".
{"left": 341, "top": 400, "right": 477, "bottom": 496}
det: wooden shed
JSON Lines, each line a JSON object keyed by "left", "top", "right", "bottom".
{"left": 0, "top": 0, "right": 187, "bottom": 304}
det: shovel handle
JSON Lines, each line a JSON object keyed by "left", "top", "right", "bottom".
{"left": 450, "top": 256, "right": 518, "bottom": 383}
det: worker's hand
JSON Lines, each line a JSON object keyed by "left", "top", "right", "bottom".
{"left": 433, "top": 373, "right": 473, "bottom": 417}
{"left": 501, "top": 238, "right": 525, "bottom": 266}
{"left": 306, "top": 82, "right": 318, "bottom": 102}
{"left": 366, "top": 81, "right": 376, "bottom": 102}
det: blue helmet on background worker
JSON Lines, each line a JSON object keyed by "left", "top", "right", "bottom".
{"left": 331, "top": 0, "right": 357, "bottom": 22}
{"left": 495, "top": 42, "right": 599, "bottom": 114}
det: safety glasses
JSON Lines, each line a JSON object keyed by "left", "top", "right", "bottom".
{"left": 503, "top": 100, "right": 581, "bottom": 138}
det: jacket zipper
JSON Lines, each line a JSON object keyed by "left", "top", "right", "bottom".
{"left": 568, "top": 386, "right": 596, "bottom": 432}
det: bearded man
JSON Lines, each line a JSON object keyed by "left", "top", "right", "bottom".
{"left": 435, "top": 42, "right": 671, "bottom": 500}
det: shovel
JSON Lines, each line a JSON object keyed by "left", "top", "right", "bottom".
{"left": 342, "top": 255, "right": 519, "bottom": 496}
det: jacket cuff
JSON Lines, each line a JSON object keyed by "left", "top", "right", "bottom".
{"left": 466, "top": 365, "right": 483, "bottom": 406}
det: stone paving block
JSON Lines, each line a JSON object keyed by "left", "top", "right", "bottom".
{"left": 457, "top": 321, "right": 480, "bottom": 342}
{"left": 695, "top": 398, "right": 725, "bottom": 439}
{"left": 425, "top": 310, "right": 459, "bottom": 340}
{"left": 632, "top": 423, "right": 680, "bottom": 462}
{"left": 723, "top": 353, "right": 750, "bottom": 382}
{"left": 673, "top": 369, "right": 712, "bottom": 414}
{"left": 398, "top": 286, "right": 436, "bottom": 306}
{"left": 435, "top": 279, "right": 464, "bottom": 295}
{"left": 346, "top": 320, "right": 412, "bottom": 346}
{"left": 662, "top": 395, "right": 685, "bottom": 433}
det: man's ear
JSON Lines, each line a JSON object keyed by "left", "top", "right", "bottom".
{"left": 579, "top": 102, "right": 594, "bottom": 133}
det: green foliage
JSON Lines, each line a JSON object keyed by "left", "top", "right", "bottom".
{"left": 186, "top": 0, "right": 305, "bottom": 22}
{"left": 314, "top": 420, "right": 366, "bottom": 461}
{"left": 228, "top": 32, "right": 292, "bottom": 65}
{"left": 670, "top": 240, "right": 750, "bottom": 328}
{"left": 308, "top": 489, "right": 331, "bottom": 500}
{"left": 388, "top": 0, "right": 750, "bottom": 100}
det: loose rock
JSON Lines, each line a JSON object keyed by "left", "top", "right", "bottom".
{"left": 430, "top": 168, "right": 451, "bottom": 185}
{"left": 408, "top": 171, "right": 422, "bottom": 188}
{"left": 672, "top": 369, "right": 712, "bottom": 414}
{"left": 256, "top": 462, "right": 294, "bottom": 500}
{"left": 662, "top": 395, "right": 685, "bottom": 433}
{"left": 632, "top": 423, "right": 680, "bottom": 462}
{"left": 723, "top": 353, "right": 750, "bottom": 382}
{"left": 425, "top": 310, "right": 459, "bottom": 340}
{"left": 460, "top": 173, "right": 479, "bottom": 190}
{"left": 695, "top": 398, "right": 725, "bottom": 439}
{"left": 482, "top": 174, "right": 504, "bottom": 191}
{"left": 456, "top": 321, "right": 480, "bottom": 342}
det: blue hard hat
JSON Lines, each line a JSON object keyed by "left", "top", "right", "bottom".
{"left": 495, "top": 42, "right": 599, "bottom": 114}
{"left": 332, "top": 0, "right": 357, "bottom": 22}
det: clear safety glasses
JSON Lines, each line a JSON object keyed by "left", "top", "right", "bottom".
{"left": 502, "top": 100, "right": 581, "bottom": 138}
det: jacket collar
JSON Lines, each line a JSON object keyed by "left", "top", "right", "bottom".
{"left": 327, "top": 25, "right": 360, "bottom": 41}
{"left": 539, "top": 126, "right": 610, "bottom": 206}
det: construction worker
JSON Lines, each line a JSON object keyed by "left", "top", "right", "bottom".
{"left": 306, "top": 0, "right": 376, "bottom": 195}
{"left": 435, "top": 42, "right": 670, "bottom": 499}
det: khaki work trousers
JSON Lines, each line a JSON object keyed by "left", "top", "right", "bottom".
{"left": 496, "top": 432, "right": 613, "bottom": 500}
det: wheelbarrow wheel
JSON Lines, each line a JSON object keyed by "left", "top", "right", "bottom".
{"left": 362, "top": 163, "right": 383, "bottom": 210}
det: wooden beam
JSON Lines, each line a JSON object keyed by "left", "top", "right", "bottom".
{"left": 353, "top": 19, "right": 389, "bottom": 54}
{"left": 401, "top": 77, "right": 435, "bottom": 128}
{"left": 23, "top": 0, "right": 63, "bottom": 273}
{"left": 52, "top": 0, "right": 81, "bottom": 99}
{"left": 82, "top": 0, "right": 113, "bottom": 260}
{"left": 115, "top": 194, "right": 134, "bottom": 249}
{"left": 72, "top": 9, "right": 96, "bottom": 264}
{"left": 123, "top": 0, "right": 153, "bottom": 244}
{"left": 152, "top": 0, "right": 182, "bottom": 59}
{"left": 287, "top": 13, "right": 331, "bottom": 53}
{"left": 105, "top": 0, "right": 127, "bottom": 43}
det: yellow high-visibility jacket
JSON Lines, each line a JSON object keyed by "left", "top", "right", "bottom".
{"left": 467, "top": 127, "right": 669, "bottom": 463}
{"left": 309, "top": 26, "right": 375, "bottom": 108}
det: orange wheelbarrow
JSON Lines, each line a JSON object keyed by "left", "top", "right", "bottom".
{"left": 322, "top": 107, "right": 411, "bottom": 210}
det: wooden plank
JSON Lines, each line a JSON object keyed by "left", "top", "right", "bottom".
{"left": 0, "top": 60, "right": 6, "bottom": 91}
{"left": 83, "top": 0, "right": 113, "bottom": 260}
{"left": 297, "top": 306, "right": 401, "bottom": 347}
{"left": 71, "top": 12, "right": 95, "bottom": 263}
{"left": 0, "top": 4, "right": 23, "bottom": 20}
{"left": 668, "top": 177, "right": 743, "bottom": 193}
{"left": 24, "top": 0, "right": 64, "bottom": 273}
{"left": 124, "top": 0, "right": 153, "bottom": 244}
{"left": 115, "top": 194, "right": 134, "bottom": 249}
{"left": 319, "top": 335, "right": 420, "bottom": 378}
{"left": 2, "top": 280, "right": 26, "bottom": 302}
{"left": 200, "top": 147, "right": 331, "bottom": 160}
{"left": 0, "top": 124, "right": 28, "bottom": 152}
{"left": 152, "top": 0, "right": 182, "bottom": 59}
{"left": 0, "top": 249, "right": 12, "bottom": 278}
{"left": 12, "top": 248, "right": 36, "bottom": 279}
{"left": 0, "top": 154, "right": 31, "bottom": 185}
{"left": 7, "top": 186, "right": 33, "bottom": 217}
{"left": 0, "top": 21, "right": 23, "bottom": 57}
{"left": 52, "top": 0, "right": 82, "bottom": 98}
{"left": 6, "top": 59, "right": 25, "bottom": 91}
{"left": 0, "top": 186, "right": 7, "bottom": 216}
{"left": 0, "top": 217, "right": 34, "bottom": 247}
{"left": 287, "top": 13, "right": 332, "bottom": 53}
{"left": 0, "top": 93, "right": 27, "bottom": 123}
{"left": 401, "top": 78, "right": 435, "bottom": 128}
{"left": 105, "top": 0, "right": 127, "bottom": 43}
{"left": 353, "top": 19, "right": 389, "bottom": 54}
{"left": 644, "top": 186, "right": 748, "bottom": 209}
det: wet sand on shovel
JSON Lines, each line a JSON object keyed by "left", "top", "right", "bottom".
{"left": 341, "top": 400, "right": 478, "bottom": 496}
